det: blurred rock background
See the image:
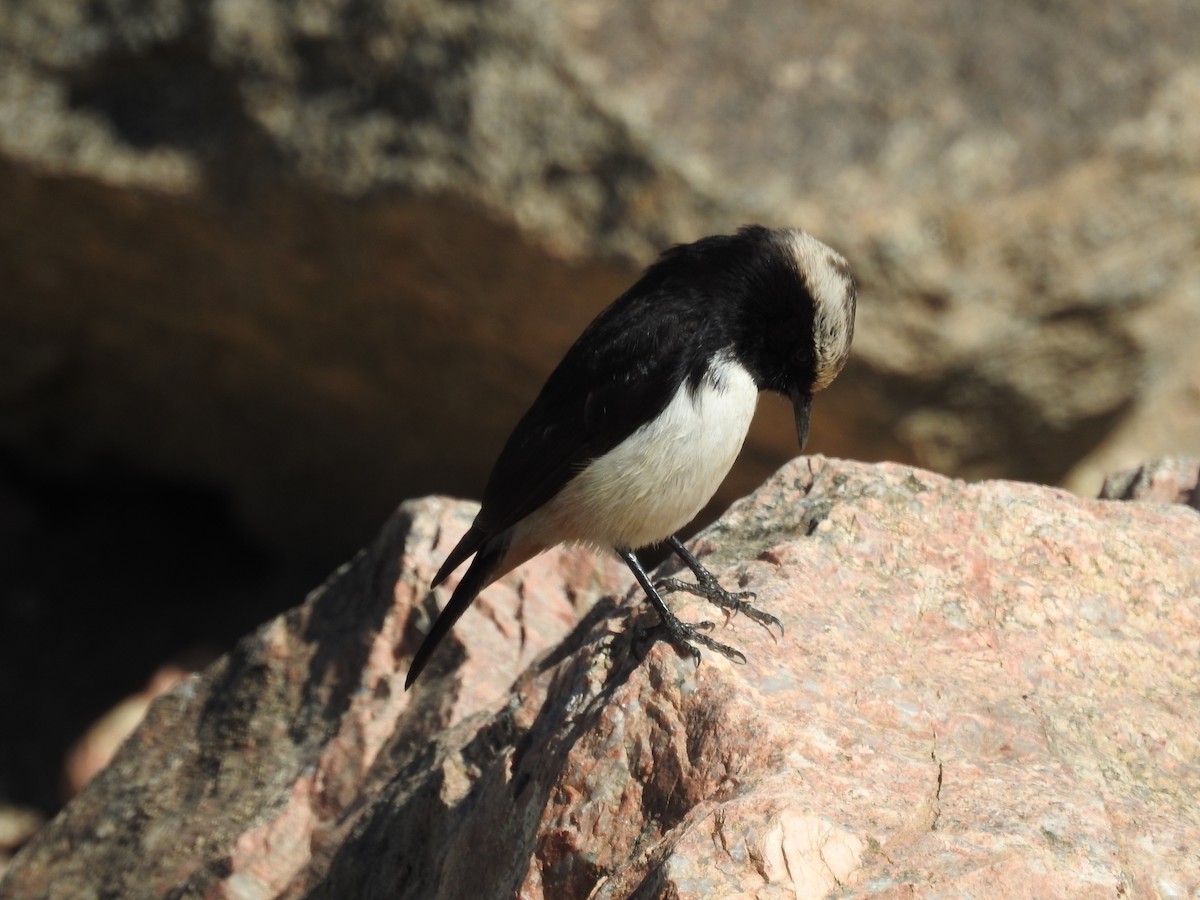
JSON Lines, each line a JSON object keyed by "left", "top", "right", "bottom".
{"left": 1, "top": 0, "right": 1197, "bottom": 846}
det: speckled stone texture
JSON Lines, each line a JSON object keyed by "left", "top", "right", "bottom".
{"left": 3, "top": 457, "right": 1198, "bottom": 898}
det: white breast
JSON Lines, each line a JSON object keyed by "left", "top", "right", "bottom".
{"left": 516, "top": 354, "right": 758, "bottom": 552}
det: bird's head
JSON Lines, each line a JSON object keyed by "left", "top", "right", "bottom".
{"left": 727, "top": 226, "right": 858, "bottom": 452}
{"left": 779, "top": 228, "right": 856, "bottom": 450}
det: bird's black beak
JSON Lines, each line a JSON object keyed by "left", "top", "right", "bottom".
{"left": 790, "top": 387, "right": 813, "bottom": 452}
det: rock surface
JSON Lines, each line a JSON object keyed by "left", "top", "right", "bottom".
{"left": 4, "top": 456, "right": 1199, "bottom": 897}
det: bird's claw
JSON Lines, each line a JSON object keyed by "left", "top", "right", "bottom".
{"left": 650, "top": 616, "right": 747, "bottom": 666}
{"left": 655, "top": 575, "right": 784, "bottom": 639}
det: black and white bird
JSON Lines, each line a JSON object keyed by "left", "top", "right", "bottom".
{"left": 405, "top": 225, "right": 856, "bottom": 688}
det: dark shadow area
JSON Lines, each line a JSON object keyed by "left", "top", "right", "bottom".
{"left": 289, "top": 512, "right": 413, "bottom": 745}
{"left": 66, "top": 39, "right": 241, "bottom": 153}
{"left": 65, "top": 35, "right": 287, "bottom": 201}
{"left": 0, "top": 155, "right": 636, "bottom": 828}
{"left": 304, "top": 597, "right": 643, "bottom": 899}
{"left": 0, "top": 451, "right": 304, "bottom": 816}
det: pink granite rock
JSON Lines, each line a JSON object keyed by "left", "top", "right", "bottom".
{"left": 3, "top": 457, "right": 1198, "bottom": 898}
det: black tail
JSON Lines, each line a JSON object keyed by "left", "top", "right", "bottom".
{"left": 404, "top": 533, "right": 511, "bottom": 689}
{"left": 430, "top": 524, "right": 486, "bottom": 590}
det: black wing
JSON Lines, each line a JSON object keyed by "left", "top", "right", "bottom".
{"left": 475, "top": 298, "right": 706, "bottom": 537}
{"left": 429, "top": 317, "right": 690, "bottom": 587}
{"left": 435, "top": 239, "right": 751, "bottom": 579}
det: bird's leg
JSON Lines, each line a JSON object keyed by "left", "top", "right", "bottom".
{"left": 658, "top": 535, "right": 783, "bottom": 637}
{"left": 618, "top": 548, "right": 747, "bottom": 666}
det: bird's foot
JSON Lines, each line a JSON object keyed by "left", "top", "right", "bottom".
{"left": 641, "top": 612, "right": 747, "bottom": 667}
{"left": 655, "top": 574, "right": 783, "bottom": 638}
{"left": 618, "top": 545, "right": 753, "bottom": 668}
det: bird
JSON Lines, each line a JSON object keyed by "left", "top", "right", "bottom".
{"left": 404, "top": 225, "right": 857, "bottom": 689}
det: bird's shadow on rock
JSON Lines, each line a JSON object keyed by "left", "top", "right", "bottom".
{"left": 305, "top": 594, "right": 654, "bottom": 899}
{"left": 191, "top": 532, "right": 403, "bottom": 797}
